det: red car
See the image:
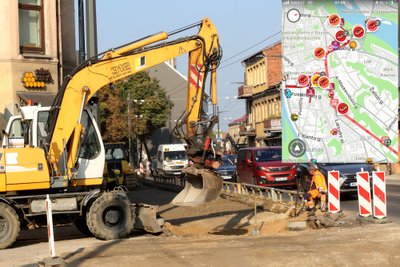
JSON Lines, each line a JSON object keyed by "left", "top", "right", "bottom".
{"left": 236, "top": 146, "right": 297, "bottom": 187}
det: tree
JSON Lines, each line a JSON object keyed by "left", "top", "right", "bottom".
{"left": 99, "top": 71, "right": 174, "bottom": 160}
{"left": 99, "top": 85, "right": 127, "bottom": 142}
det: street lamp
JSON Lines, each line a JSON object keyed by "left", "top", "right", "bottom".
{"left": 127, "top": 92, "right": 132, "bottom": 167}
{"left": 133, "top": 99, "right": 144, "bottom": 167}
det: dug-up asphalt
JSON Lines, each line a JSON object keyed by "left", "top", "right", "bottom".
{"left": 1, "top": 185, "right": 400, "bottom": 266}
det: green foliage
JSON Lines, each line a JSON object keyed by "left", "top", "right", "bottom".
{"left": 99, "top": 71, "right": 174, "bottom": 142}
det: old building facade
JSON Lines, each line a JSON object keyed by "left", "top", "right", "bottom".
{"left": 238, "top": 42, "right": 282, "bottom": 147}
{"left": 0, "top": 0, "right": 76, "bottom": 130}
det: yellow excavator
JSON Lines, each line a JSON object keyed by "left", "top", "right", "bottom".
{"left": 0, "top": 17, "right": 223, "bottom": 249}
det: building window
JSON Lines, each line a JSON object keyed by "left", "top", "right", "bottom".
{"left": 18, "top": 0, "right": 44, "bottom": 54}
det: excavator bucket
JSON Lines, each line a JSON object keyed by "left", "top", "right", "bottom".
{"left": 171, "top": 166, "right": 223, "bottom": 206}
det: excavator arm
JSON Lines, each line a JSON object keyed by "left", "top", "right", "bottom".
{"left": 46, "top": 18, "right": 223, "bottom": 205}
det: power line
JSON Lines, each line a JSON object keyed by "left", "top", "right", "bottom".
{"left": 218, "top": 31, "right": 282, "bottom": 70}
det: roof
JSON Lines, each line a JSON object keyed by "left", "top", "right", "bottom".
{"left": 241, "top": 41, "right": 282, "bottom": 64}
{"left": 17, "top": 91, "right": 56, "bottom": 106}
{"left": 228, "top": 115, "right": 247, "bottom": 126}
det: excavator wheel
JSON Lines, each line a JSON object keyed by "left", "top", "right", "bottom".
{"left": 73, "top": 216, "right": 93, "bottom": 236}
{"left": 171, "top": 165, "right": 223, "bottom": 206}
{"left": 0, "top": 202, "right": 20, "bottom": 249}
{"left": 86, "top": 192, "right": 134, "bottom": 240}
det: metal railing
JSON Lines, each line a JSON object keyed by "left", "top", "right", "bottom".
{"left": 148, "top": 176, "right": 304, "bottom": 206}
{"left": 222, "top": 181, "right": 304, "bottom": 206}
{"left": 152, "top": 175, "right": 186, "bottom": 187}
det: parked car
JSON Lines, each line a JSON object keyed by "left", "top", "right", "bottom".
{"left": 296, "top": 163, "right": 374, "bottom": 194}
{"left": 225, "top": 154, "right": 238, "bottom": 164}
{"left": 236, "top": 146, "right": 297, "bottom": 187}
{"left": 215, "top": 156, "right": 237, "bottom": 182}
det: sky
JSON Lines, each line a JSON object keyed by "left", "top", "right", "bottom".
{"left": 93, "top": 0, "right": 282, "bottom": 131}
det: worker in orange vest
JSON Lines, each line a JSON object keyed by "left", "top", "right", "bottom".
{"left": 304, "top": 163, "right": 327, "bottom": 212}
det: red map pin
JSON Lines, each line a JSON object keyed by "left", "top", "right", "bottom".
{"left": 366, "top": 19, "right": 379, "bottom": 32}
{"left": 337, "top": 102, "right": 349, "bottom": 115}
{"left": 328, "top": 14, "right": 341, "bottom": 27}
{"left": 314, "top": 47, "right": 326, "bottom": 59}
{"left": 297, "top": 74, "right": 309, "bottom": 87}
{"left": 318, "top": 76, "right": 330, "bottom": 89}
{"left": 353, "top": 24, "right": 365, "bottom": 38}
{"left": 335, "top": 30, "right": 346, "bottom": 42}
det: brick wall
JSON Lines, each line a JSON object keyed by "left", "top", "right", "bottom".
{"left": 263, "top": 42, "right": 282, "bottom": 88}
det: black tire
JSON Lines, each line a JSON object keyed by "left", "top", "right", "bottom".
{"left": 86, "top": 193, "right": 134, "bottom": 240}
{"left": 73, "top": 216, "right": 93, "bottom": 236}
{"left": 0, "top": 202, "right": 20, "bottom": 249}
{"left": 124, "top": 174, "right": 137, "bottom": 190}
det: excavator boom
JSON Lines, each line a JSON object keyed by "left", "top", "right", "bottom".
{"left": 46, "top": 18, "right": 223, "bottom": 205}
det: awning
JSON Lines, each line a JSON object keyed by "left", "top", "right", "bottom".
{"left": 17, "top": 91, "right": 56, "bottom": 106}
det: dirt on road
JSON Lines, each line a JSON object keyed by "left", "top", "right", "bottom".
{"left": 1, "top": 186, "right": 400, "bottom": 266}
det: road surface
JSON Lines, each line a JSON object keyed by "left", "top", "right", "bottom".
{"left": 1, "top": 180, "right": 399, "bottom": 266}
{"left": 341, "top": 176, "right": 400, "bottom": 223}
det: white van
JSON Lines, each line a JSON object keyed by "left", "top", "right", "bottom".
{"left": 157, "top": 144, "right": 188, "bottom": 177}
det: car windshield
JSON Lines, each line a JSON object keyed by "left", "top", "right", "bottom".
{"left": 221, "top": 158, "right": 234, "bottom": 166}
{"left": 164, "top": 151, "right": 187, "bottom": 160}
{"left": 255, "top": 149, "right": 282, "bottom": 162}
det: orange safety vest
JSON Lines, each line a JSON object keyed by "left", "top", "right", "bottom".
{"left": 310, "top": 170, "right": 327, "bottom": 191}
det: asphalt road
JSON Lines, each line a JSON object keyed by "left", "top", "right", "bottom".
{"left": 145, "top": 174, "right": 400, "bottom": 223}
{"left": 341, "top": 181, "right": 400, "bottom": 223}
{"left": 3, "top": 181, "right": 400, "bottom": 266}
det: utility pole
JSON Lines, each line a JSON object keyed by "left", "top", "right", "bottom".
{"left": 217, "top": 105, "right": 220, "bottom": 139}
{"left": 168, "top": 95, "right": 172, "bottom": 143}
{"left": 78, "top": 0, "right": 85, "bottom": 64}
{"left": 85, "top": 0, "right": 100, "bottom": 125}
{"left": 133, "top": 99, "right": 144, "bottom": 167}
{"left": 127, "top": 92, "right": 133, "bottom": 166}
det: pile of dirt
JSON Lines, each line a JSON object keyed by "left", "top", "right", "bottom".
{"left": 160, "top": 198, "right": 291, "bottom": 237}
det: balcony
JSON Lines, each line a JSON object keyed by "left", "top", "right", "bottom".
{"left": 264, "top": 118, "right": 282, "bottom": 131}
{"left": 237, "top": 85, "right": 254, "bottom": 99}
{"left": 239, "top": 124, "right": 256, "bottom": 136}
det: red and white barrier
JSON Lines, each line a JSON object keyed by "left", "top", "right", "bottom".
{"left": 356, "top": 171, "right": 372, "bottom": 217}
{"left": 372, "top": 171, "right": 387, "bottom": 219}
{"left": 328, "top": 171, "right": 340, "bottom": 213}
{"left": 45, "top": 194, "right": 56, "bottom": 257}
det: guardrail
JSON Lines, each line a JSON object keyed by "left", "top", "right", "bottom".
{"left": 222, "top": 181, "right": 304, "bottom": 206}
{"left": 152, "top": 175, "right": 185, "bottom": 187}
{"left": 147, "top": 176, "right": 304, "bottom": 206}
